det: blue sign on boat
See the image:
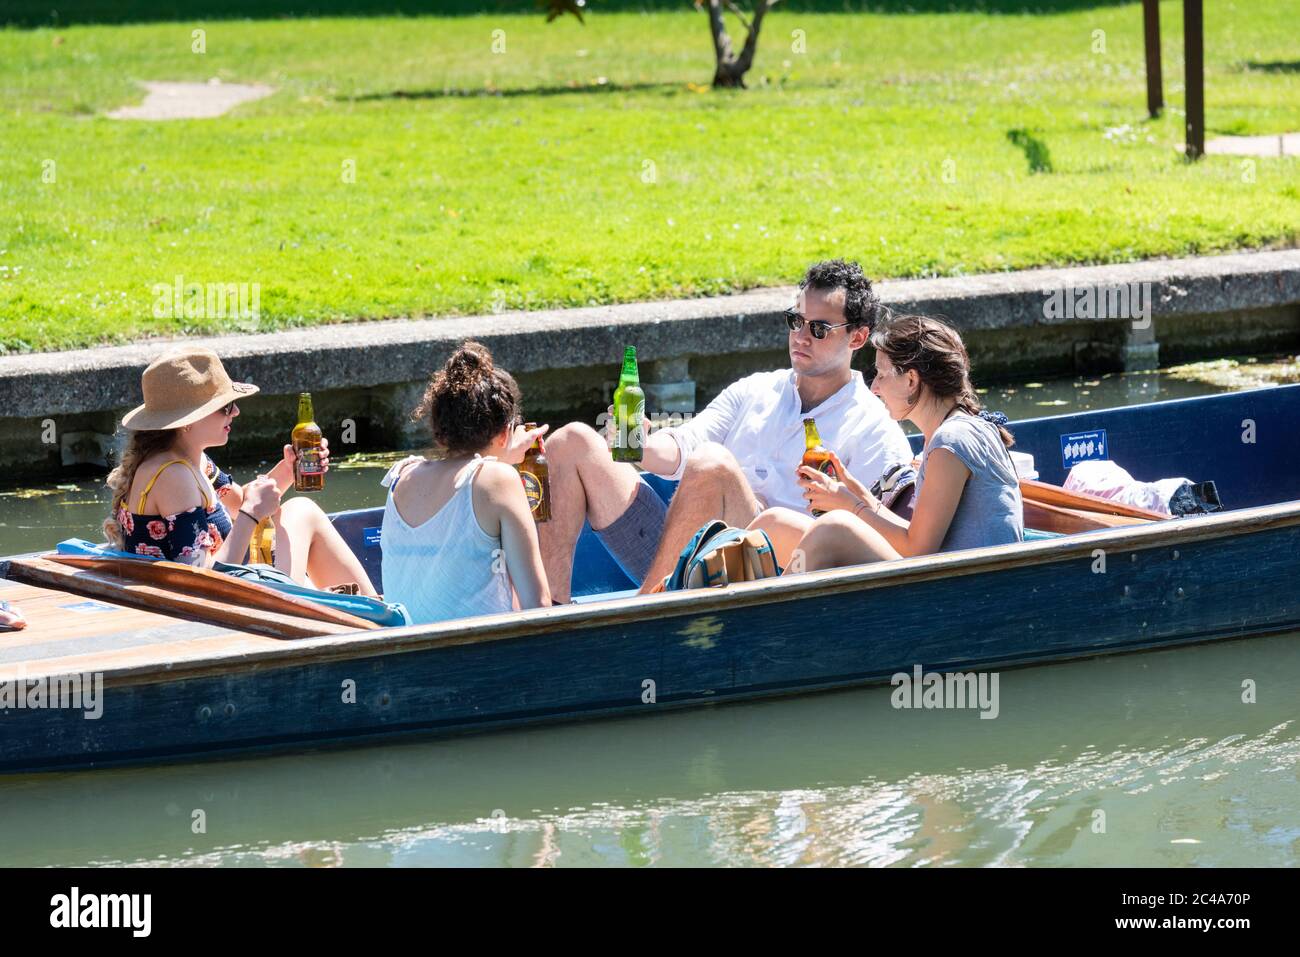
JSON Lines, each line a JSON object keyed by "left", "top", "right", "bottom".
{"left": 363, "top": 527, "right": 382, "bottom": 549}
{"left": 1060, "top": 429, "right": 1108, "bottom": 469}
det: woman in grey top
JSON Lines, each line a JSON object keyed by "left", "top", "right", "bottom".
{"left": 749, "top": 313, "right": 1023, "bottom": 570}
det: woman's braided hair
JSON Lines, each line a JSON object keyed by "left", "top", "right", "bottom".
{"left": 103, "top": 428, "right": 181, "bottom": 548}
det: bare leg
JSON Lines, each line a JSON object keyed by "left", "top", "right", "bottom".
{"left": 639, "top": 442, "right": 764, "bottom": 594}
{"left": 274, "top": 497, "right": 378, "bottom": 596}
{"left": 747, "top": 507, "right": 814, "bottom": 569}
{"left": 536, "top": 422, "right": 643, "bottom": 603}
{"left": 796, "top": 511, "right": 901, "bottom": 573}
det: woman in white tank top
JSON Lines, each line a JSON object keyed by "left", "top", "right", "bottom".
{"left": 380, "top": 342, "right": 551, "bottom": 625}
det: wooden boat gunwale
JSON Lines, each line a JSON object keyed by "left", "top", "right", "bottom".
{"left": 6, "top": 495, "right": 1298, "bottom": 687}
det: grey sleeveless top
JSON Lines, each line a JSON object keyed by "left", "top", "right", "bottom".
{"left": 915, "top": 412, "right": 1024, "bottom": 552}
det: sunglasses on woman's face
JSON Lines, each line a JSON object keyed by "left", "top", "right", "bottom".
{"left": 784, "top": 310, "right": 853, "bottom": 340}
{"left": 218, "top": 402, "right": 238, "bottom": 417}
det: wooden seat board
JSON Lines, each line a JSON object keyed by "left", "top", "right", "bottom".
{"left": 0, "top": 576, "right": 282, "bottom": 682}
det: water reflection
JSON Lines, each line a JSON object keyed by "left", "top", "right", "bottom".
{"left": 2, "top": 632, "right": 1295, "bottom": 867}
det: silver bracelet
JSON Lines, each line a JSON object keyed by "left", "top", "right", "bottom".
{"left": 853, "top": 496, "right": 880, "bottom": 518}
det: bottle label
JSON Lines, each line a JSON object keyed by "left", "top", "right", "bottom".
{"left": 628, "top": 399, "right": 645, "bottom": 448}
{"left": 296, "top": 448, "right": 324, "bottom": 475}
{"left": 811, "top": 456, "right": 836, "bottom": 517}
{"left": 520, "top": 470, "right": 543, "bottom": 512}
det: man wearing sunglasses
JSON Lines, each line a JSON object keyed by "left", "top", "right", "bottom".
{"left": 538, "top": 259, "right": 913, "bottom": 598}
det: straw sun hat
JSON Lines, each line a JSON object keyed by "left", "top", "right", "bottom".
{"left": 121, "top": 349, "right": 259, "bottom": 431}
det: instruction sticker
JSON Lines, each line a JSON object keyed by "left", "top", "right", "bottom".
{"left": 363, "top": 527, "right": 382, "bottom": 549}
{"left": 1060, "top": 429, "right": 1108, "bottom": 469}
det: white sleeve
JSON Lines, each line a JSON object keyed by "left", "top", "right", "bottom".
{"left": 844, "top": 418, "right": 914, "bottom": 490}
{"left": 653, "top": 378, "right": 749, "bottom": 481}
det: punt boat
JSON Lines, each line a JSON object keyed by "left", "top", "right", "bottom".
{"left": 1, "top": 384, "right": 1297, "bottom": 772}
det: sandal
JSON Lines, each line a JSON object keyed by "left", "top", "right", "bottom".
{"left": 0, "top": 599, "right": 27, "bottom": 632}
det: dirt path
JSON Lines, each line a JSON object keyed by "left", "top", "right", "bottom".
{"left": 107, "top": 80, "right": 275, "bottom": 120}
{"left": 1205, "top": 132, "right": 1300, "bottom": 157}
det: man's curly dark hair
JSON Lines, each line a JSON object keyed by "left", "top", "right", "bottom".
{"left": 797, "top": 259, "right": 883, "bottom": 330}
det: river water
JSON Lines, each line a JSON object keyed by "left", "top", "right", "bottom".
{"left": 1, "top": 360, "right": 1296, "bottom": 866}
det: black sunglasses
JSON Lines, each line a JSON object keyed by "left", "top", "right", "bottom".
{"left": 784, "top": 310, "right": 855, "bottom": 340}
{"left": 218, "top": 401, "right": 238, "bottom": 416}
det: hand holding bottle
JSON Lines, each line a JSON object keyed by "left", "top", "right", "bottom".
{"left": 504, "top": 423, "right": 549, "bottom": 466}
{"left": 242, "top": 475, "right": 283, "bottom": 521}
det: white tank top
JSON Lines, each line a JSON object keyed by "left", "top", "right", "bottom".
{"left": 380, "top": 456, "right": 513, "bottom": 625}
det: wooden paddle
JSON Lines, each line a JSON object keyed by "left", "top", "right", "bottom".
{"left": 1019, "top": 478, "right": 1169, "bottom": 521}
{"left": 8, "top": 557, "right": 369, "bottom": 640}
{"left": 50, "top": 555, "right": 377, "bottom": 630}
{"left": 1022, "top": 498, "right": 1152, "bottom": 535}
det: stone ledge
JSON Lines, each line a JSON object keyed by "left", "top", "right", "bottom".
{"left": 2, "top": 248, "right": 1298, "bottom": 420}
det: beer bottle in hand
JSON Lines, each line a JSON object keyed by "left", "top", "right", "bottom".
{"left": 292, "top": 392, "right": 325, "bottom": 493}
{"left": 612, "top": 346, "right": 645, "bottom": 464}
{"left": 518, "top": 423, "right": 551, "bottom": 523}
{"left": 802, "top": 417, "right": 836, "bottom": 517}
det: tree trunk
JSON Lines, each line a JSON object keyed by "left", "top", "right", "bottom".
{"left": 705, "top": 0, "right": 776, "bottom": 90}
{"left": 713, "top": 62, "right": 746, "bottom": 88}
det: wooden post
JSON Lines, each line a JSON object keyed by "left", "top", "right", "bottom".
{"left": 1142, "top": 0, "right": 1163, "bottom": 117}
{"left": 1184, "top": 0, "right": 1204, "bottom": 159}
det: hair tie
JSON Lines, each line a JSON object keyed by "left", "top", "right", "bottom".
{"left": 979, "top": 409, "right": 1009, "bottom": 426}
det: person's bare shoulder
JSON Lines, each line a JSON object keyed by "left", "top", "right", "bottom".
{"left": 131, "top": 457, "right": 207, "bottom": 517}
{"left": 468, "top": 461, "right": 528, "bottom": 539}
{"left": 475, "top": 460, "right": 526, "bottom": 502}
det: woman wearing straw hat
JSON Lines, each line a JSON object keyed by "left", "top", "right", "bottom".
{"left": 103, "top": 349, "right": 377, "bottom": 596}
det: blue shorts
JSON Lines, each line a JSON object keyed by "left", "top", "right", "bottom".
{"left": 593, "top": 478, "right": 669, "bottom": 585}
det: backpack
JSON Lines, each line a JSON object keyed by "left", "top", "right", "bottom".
{"left": 659, "top": 520, "right": 780, "bottom": 591}
{"left": 872, "top": 463, "right": 919, "bottom": 520}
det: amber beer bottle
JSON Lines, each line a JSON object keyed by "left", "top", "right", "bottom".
{"left": 292, "top": 393, "right": 325, "bottom": 493}
{"left": 801, "top": 417, "right": 837, "bottom": 517}
{"left": 518, "top": 423, "right": 551, "bottom": 523}
{"left": 611, "top": 346, "right": 645, "bottom": 464}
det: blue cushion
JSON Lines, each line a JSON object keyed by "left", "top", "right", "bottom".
{"left": 57, "top": 538, "right": 157, "bottom": 561}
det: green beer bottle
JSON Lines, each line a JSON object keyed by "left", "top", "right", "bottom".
{"left": 612, "top": 346, "right": 645, "bottom": 463}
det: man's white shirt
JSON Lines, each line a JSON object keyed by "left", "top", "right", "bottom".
{"left": 653, "top": 369, "right": 915, "bottom": 512}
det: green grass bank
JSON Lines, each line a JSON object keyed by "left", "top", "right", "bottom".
{"left": 1, "top": 0, "right": 1298, "bottom": 352}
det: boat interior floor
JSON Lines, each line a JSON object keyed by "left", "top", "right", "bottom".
{"left": 0, "top": 575, "right": 278, "bottom": 682}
